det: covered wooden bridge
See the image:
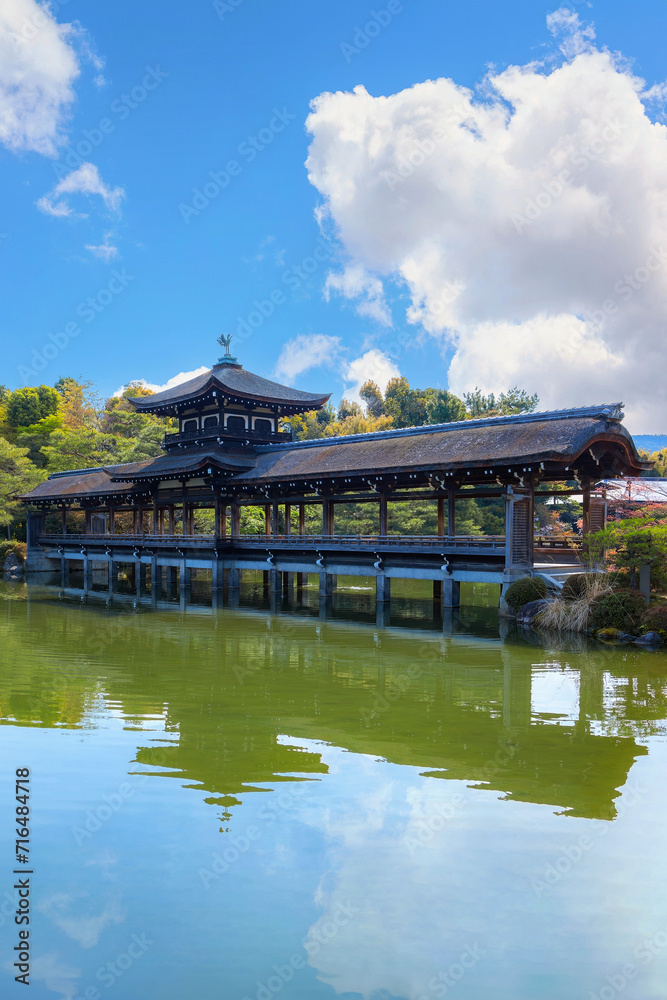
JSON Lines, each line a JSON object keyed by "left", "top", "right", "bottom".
{"left": 21, "top": 349, "right": 648, "bottom": 614}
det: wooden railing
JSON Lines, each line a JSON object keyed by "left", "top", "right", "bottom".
{"left": 163, "top": 425, "right": 291, "bottom": 447}
{"left": 37, "top": 532, "right": 507, "bottom": 552}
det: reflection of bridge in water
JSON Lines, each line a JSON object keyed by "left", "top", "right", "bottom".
{"left": 6, "top": 587, "right": 660, "bottom": 822}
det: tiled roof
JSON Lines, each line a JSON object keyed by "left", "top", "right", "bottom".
{"left": 21, "top": 404, "right": 648, "bottom": 502}
{"left": 129, "top": 364, "right": 330, "bottom": 411}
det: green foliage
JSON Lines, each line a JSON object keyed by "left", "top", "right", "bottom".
{"left": 464, "top": 386, "right": 539, "bottom": 417}
{"left": 427, "top": 390, "right": 466, "bottom": 424}
{"left": 41, "top": 428, "right": 123, "bottom": 473}
{"left": 640, "top": 604, "right": 667, "bottom": 637}
{"left": 337, "top": 398, "right": 363, "bottom": 421}
{"left": 359, "top": 380, "right": 385, "bottom": 418}
{"left": 561, "top": 573, "right": 599, "bottom": 600}
{"left": 6, "top": 385, "right": 59, "bottom": 428}
{"left": 0, "top": 540, "right": 27, "bottom": 565}
{"left": 504, "top": 576, "right": 547, "bottom": 611}
{"left": 585, "top": 507, "right": 667, "bottom": 589}
{"left": 0, "top": 438, "right": 46, "bottom": 528}
{"left": 589, "top": 589, "right": 647, "bottom": 633}
{"left": 384, "top": 377, "right": 432, "bottom": 428}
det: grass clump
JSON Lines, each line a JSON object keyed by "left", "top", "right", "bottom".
{"left": 504, "top": 576, "right": 547, "bottom": 612}
{"left": 534, "top": 574, "right": 612, "bottom": 633}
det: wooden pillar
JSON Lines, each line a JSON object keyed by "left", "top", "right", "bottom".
{"left": 61, "top": 505, "right": 67, "bottom": 536}
{"left": 137, "top": 505, "right": 144, "bottom": 536}
{"left": 322, "top": 499, "right": 333, "bottom": 536}
{"left": 168, "top": 505, "right": 175, "bottom": 535}
{"left": 231, "top": 504, "right": 241, "bottom": 539}
{"left": 220, "top": 504, "right": 227, "bottom": 538}
{"left": 437, "top": 496, "right": 445, "bottom": 537}
{"left": 582, "top": 481, "right": 591, "bottom": 537}
{"left": 214, "top": 495, "right": 221, "bottom": 538}
{"left": 271, "top": 502, "right": 280, "bottom": 536}
{"left": 159, "top": 509, "right": 165, "bottom": 536}
{"left": 447, "top": 490, "right": 456, "bottom": 536}
{"left": 265, "top": 504, "right": 271, "bottom": 536}
{"left": 109, "top": 505, "right": 115, "bottom": 536}
{"left": 379, "top": 494, "right": 388, "bottom": 537}
{"left": 84, "top": 509, "right": 92, "bottom": 535}
{"left": 182, "top": 503, "right": 189, "bottom": 537}
{"left": 152, "top": 501, "right": 158, "bottom": 535}
{"left": 285, "top": 504, "right": 291, "bottom": 536}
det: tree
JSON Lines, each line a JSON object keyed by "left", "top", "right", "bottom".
{"left": 497, "top": 387, "right": 539, "bottom": 415}
{"left": 337, "top": 398, "right": 363, "bottom": 421}
{"left": 384, "top": 377, "right": 433, "bottom": 428}
{"left": 0, "top": 438, "right": 45, "bottom": 533}
{"left": 427, "top": 390, "right": 466, "bottom": 424}
{"left": 41, "top": 428, "right": 123, "bottom": 474}
{"left": 59, "top": 378, "right": 99, "bottom": 430}
{"left": 6, "top": 385, "right": 59, "bottom": 428}
{"left": 585, "top": 504, "right": 667, "bottom": 590}
{"left": 463, "top": 386, "right": 539, "bottom": 417}
{"left": 359, "top": 380, "right": 386, "bottom": 418}
{"left": 463, "top": 388, "right": 500, "bottom": 418}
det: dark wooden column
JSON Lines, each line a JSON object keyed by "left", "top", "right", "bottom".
{"left": 437, "top": 496, "right": 445, "bottom": 537}
{"left": 152, "top": 500, "right": 159, "bottom": 535}
{"left": 109, "top": 504, "right": 115, "bottom": 536}
{"left": 447, "top": 489, "right": 456, "bottom": 536}
{"left": 61, "top": 505, "right": 67, "bottom": 535}
{"left": 214, "top": 494, "right": 221, "bottom": 538}
{"left": 231, "top": 503, "right": 241, "bottom": 539}
{"left": 137, "top": 504, "right": 144, "bottom": 536}
{"left": 322, "top": 498, "right": 334, "bottom": 536}
{"left": 582, "top": 480, "right": 591, "bottom": 537}
{"left": 159, "top": 508, "right": 165, "bottom": 535}
{"left": 84, "top": 509, "right": 92, "bottom": 535}
{"left": 168, "top": 505, "right": 175, "bottom": 535}
{"left": 285, "top": 503, "right": 291, "bottom": 536}
{"left": 379, "top": 494, "right": 388, "bottom": 537}
{"left": 219, "top": 503, "right": 227, "bottom": 538}
{"left": 271, "top": 501, "right": 280, "bottom": 536}
{"left": 265, "top": 504, "right": 271, "bottom": 536}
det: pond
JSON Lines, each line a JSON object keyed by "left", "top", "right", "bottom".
{"left": 1, "top": 580, "right": 666, "bottom": 1000}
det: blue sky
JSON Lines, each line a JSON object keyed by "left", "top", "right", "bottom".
{"left": 2, "top": 1, "right": 667, "bottom": 430}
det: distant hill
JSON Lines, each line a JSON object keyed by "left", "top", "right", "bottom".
{"left": 633, "top": 435, "right": 667, "bottom": 453}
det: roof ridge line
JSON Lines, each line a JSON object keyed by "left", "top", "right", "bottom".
{"left": 254, "top": 402, "right": 626, "bottom": 452}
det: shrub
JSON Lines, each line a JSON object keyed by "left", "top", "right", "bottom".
{"left": 640, "top": 603, "right": 667, "bottom": 637}
{"left": 588, "top": 589, "right": 647, "bottom": 633}
{"left": 0, "top": 541, "right": 27, "bottom": 565}
{"left": 504, "top": 576, "right": 547, "bottom": 612}
{"left": 561, "top": 573, "right": 602, "bottom": 600}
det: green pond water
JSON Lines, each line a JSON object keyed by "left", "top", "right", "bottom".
{"left": 1, "top": 580, "right": 667, "bottom": 1000}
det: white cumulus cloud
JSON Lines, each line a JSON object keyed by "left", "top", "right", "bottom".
{"left": 274, "top": 333, "right": 341, "bottom": 383}
{"left": 37, "top": 162, "right": 124, "bottom": 217}
{"left": 344, "top": 348, "right": 400, "bottom": 402}
{"left": 305, "top": 10, "right": 667, "bottom": 430}
{"left": 113, "top": 367, "right": 210, "bottom": 398}
{"left": 0, "top": 0, "right": 80, "bottom": 155}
